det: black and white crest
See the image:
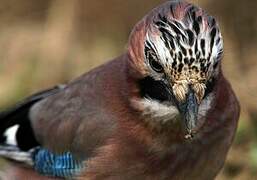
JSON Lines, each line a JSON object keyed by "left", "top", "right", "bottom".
{"left": 144, "top": 3, "right": 223, "bottom": 83}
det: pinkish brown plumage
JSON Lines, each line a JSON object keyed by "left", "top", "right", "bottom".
{"left": 0, "top": 1, "right": 239, "bottom": 179}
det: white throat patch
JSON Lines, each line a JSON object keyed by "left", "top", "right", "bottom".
{"left": 132, "top": 98, "right": 180, "bottom": 124}
{"left": 198, "top": 92, "right": 214, "bottom": 118}
{"left": 132, "top": 92, "right": 213, "bottom": 125}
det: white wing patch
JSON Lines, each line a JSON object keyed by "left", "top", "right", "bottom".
{"left": 3, "top": 125, "right": 19, "bottom": 145}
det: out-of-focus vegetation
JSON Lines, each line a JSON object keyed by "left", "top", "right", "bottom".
{"left": 0, "top": 0, "right": 256, "bottom": 179}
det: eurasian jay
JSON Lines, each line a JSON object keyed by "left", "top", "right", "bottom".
{"left": 0, "top": 1, "right": 240, "bottom": 179}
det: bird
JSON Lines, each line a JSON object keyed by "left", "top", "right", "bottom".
{"left": 0, "top": 0, "right": 240, "bottom": 179}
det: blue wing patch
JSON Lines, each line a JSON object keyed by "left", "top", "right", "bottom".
{"left": 33, "top": 148, "right": 84, "bottom": 178}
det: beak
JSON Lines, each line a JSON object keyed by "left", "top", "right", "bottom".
{"left": 177, "top": 87, "right": 199, "bottom": 138}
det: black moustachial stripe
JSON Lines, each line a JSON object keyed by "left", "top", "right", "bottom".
{"left": 204, "top": 78, "right": 217, "bottom": 98}
{"left": 138, "top": 76, "right": 171, "bottom": 102}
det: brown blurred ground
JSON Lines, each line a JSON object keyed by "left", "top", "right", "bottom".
{"left": 0, "top": 0, "right": 256, "bottom": 179}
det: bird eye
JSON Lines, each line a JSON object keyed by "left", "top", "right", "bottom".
{"left": 149, "top": 57, "right": 164, "bottom": 73}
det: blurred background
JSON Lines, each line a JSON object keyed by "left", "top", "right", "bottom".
{"left": 0, "top": 0, "right": 256, "bottom": 179}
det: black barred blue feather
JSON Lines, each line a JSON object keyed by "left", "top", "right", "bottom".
{"left": 33, "top": 148, "right": 84, "bottom": 178}
{"left": 0, "top": 145, "right": 84, "bottom": 178}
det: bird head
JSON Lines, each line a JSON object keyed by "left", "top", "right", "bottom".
{"left": 128, "top": 1, "right": 223, "bottom": 139}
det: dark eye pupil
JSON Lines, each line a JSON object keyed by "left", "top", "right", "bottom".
{"left": 149, "top": 58, "right": 164, "bottom": 73}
